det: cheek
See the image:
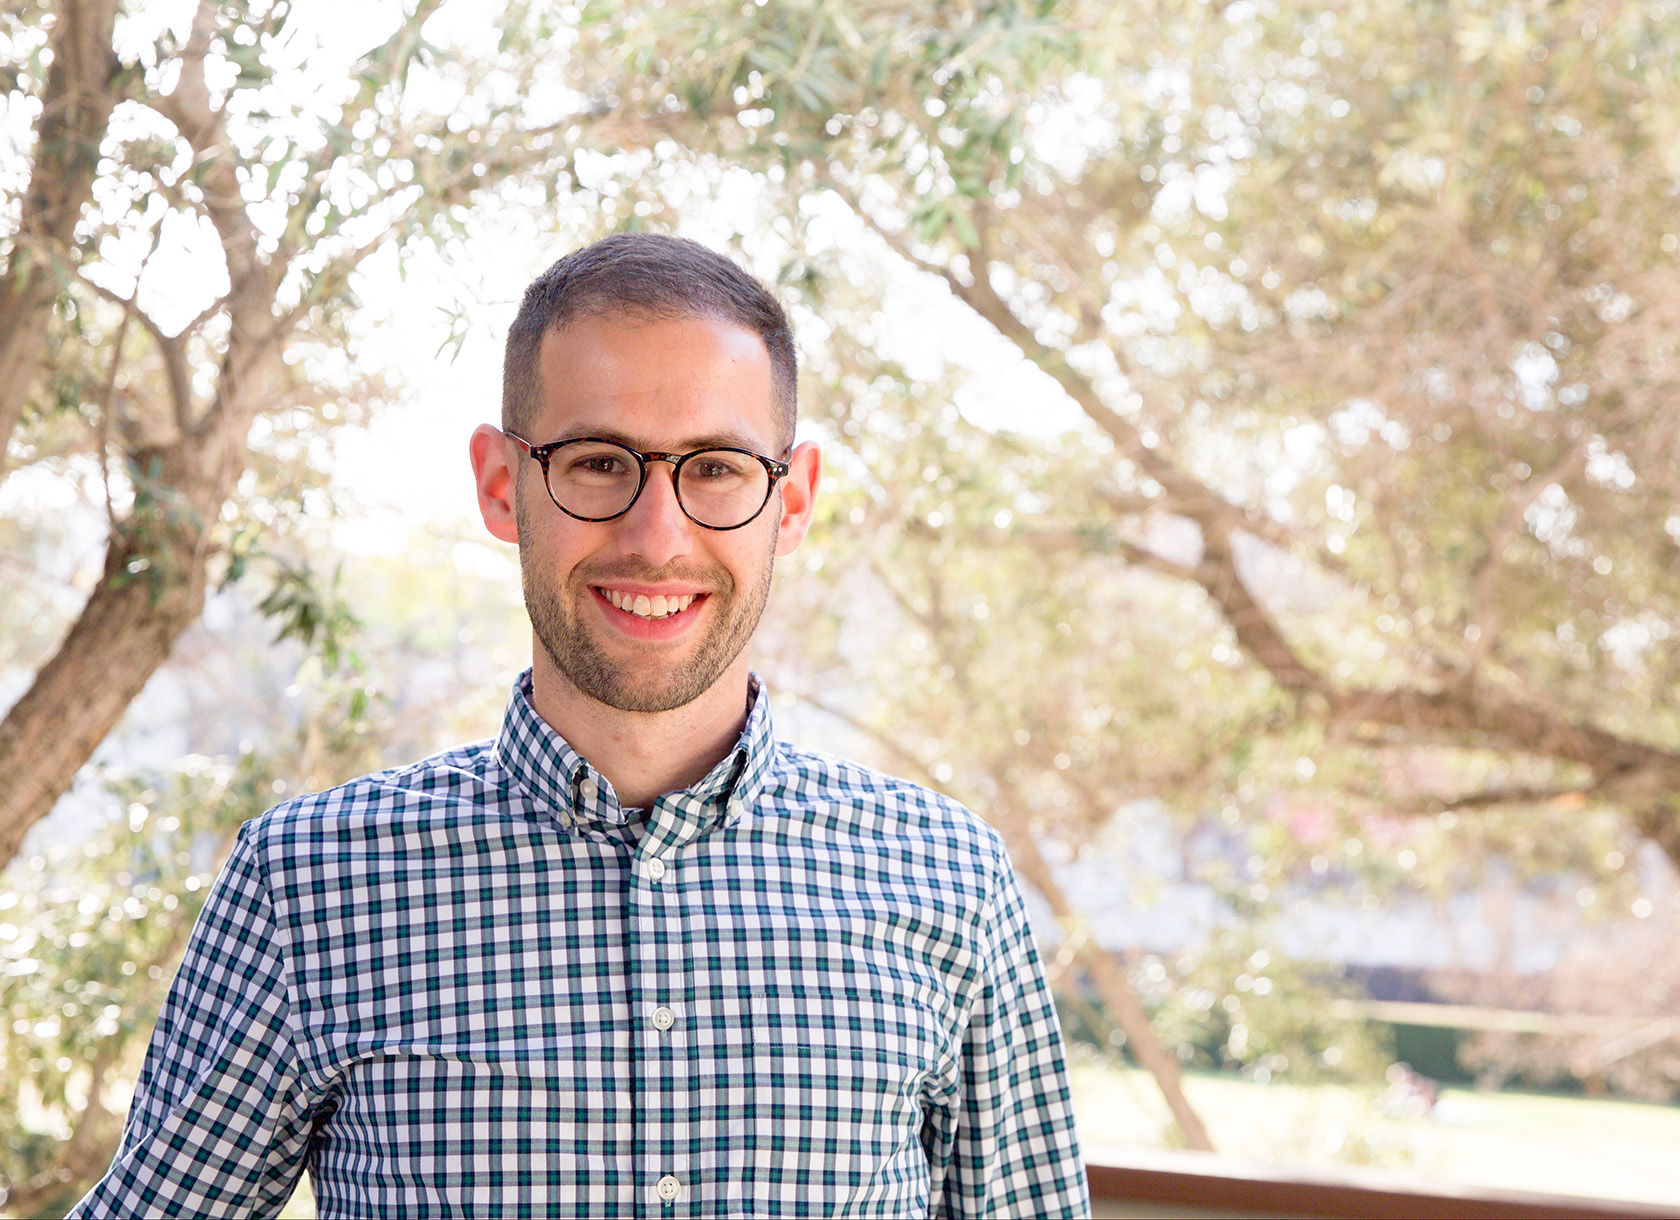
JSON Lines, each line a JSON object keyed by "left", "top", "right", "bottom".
{"left": 735, "top": 528, "right": 779, "bottom": 595}
{"left": 515, "top": 485, "right": 594, "bottom": 569}
{"left": 515, "top": 509, "right": 577, "bottom": 583}
{"left": 726, "top": 526, "right": 777, "bottom": 569}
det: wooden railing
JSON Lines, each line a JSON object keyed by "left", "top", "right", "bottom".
{"left": 1087, "top": 1150, "right": 1680, "bottom": 1219}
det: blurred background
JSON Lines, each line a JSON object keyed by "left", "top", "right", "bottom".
{"left": 3, "top": 0, "right": 1680, "bottom": 1214}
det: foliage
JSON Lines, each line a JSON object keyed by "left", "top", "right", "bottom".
{"left": 567, "top": 0, "right": 1680, "bottom": 835}
{"left": 0, "top": 0, "right": 601, "bottom": 868}
{"left": 255, "top": 559, "right": 363, "bottom": 677}
{"left": 1060, "top": 938, "right": 1393, "bottom": 1085}
{"left": 0, "top": 754, "right": 271, "bottom": 1216}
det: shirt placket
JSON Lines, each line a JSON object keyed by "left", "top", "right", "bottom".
{"left": 565, "top": 767, "right": 641, "bottom": 1215}
{"left": 629, "top": 791, "right": 707, "bottom": 1216}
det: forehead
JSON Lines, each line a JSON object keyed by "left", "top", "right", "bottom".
{"left": 534, "top": 312, "right": 776, "bottom": 449}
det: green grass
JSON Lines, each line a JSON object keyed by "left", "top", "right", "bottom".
{"left": 1071, "top": 1056, "right": 1680, "bottom": 1206}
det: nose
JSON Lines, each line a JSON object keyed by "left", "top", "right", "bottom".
{"left": 613, "top": 459, "right": 694, "bottom": 567}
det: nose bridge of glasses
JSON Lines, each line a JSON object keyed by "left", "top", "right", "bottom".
{"left": 625, "top": 450, "right": 685, "bottom": 518}
{"left": 639, "top": 451, "right": 683, "bottom": 493}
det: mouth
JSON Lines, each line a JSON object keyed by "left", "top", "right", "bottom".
{"left": 596, "top": 587, "right": 705, "bottom": 621}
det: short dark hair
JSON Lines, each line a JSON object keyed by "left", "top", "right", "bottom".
{"left": 502, "top": 233, "right": 797, "bottom": 449}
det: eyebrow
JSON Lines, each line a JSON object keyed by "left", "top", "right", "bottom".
{"left": 544, "top": 426, "right": 771, "bottom": 453}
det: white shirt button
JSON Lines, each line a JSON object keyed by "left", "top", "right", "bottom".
{"left": 656, "top": 1174, "right": 681, "bottom": 1202}
{"left": 578, "top": 776, "right": 598, "bottom": 800}
{"left": 651, "top": 1005, "right": 675, "bottom": 1031}
{"left": 646, "top": 857, "right": 666, "bottom": 881}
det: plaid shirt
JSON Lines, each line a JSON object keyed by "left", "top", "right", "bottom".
{"left": 72, "top": 673, "right": 1088, "bottom": 1219}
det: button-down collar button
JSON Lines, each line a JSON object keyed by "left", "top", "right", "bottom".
{"left": 656, "top": 1174, "right": 681, "bottom": 1202}
{"left": 578, "top": 776, "right": 599, "bottom": 801}
{"left": 651, "top": 1005, "right": 675, "bottom": 1031}
{"left": 646, "top": 857, "right": 667, "bottom": 882}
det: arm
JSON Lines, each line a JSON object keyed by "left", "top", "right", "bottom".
{"left": 68, "top": 824, "right": 315, "bottom": 1219}
{"left": 933, "top": 850, "right": 1090, "bottom": 1219}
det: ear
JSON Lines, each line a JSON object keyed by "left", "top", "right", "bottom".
{"left": 773, "top": 440, "right": 822, "bottom": 557}
{"left": 470, "top": 424, "right": 521, "bottom": 544}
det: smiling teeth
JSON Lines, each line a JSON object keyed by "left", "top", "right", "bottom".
{"left": 605, "top": 590, "right": 697, "bottom": 618}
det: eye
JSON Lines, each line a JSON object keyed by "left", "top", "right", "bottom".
{"left": 558, "top": 445, "right": 637, "bottom": 480}
{"left": 688, "top": 452, "right": 752, "bottom": 481}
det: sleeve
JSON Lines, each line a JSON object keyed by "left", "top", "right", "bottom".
{"left": 929, "top": 846, "right": 1091, "bottom": 1219}
{"left": 67, "top": 823, "right": 316, "bottom": 1219}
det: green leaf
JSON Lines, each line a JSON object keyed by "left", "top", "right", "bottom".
{"left": 951, "top": 204, "right": 980, "bottom": 250}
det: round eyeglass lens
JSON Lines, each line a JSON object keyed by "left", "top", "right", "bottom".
{"left": 676, "top": 449, "right": 771, "bottom": 528}
{"left": 547, "top": 440, "right": 643, "bottom": 520}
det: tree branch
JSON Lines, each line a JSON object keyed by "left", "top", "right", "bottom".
{"left": 94, "top": 290, "right": 135, "bottom": 528}
{"left": 1367, "top": 783, "right": 1600, "bottom": 818}
{"left": 0, "top": 0, "right": 124, "bottom": 473}
{"left": 1013, "top": 524, "right": 1203, "bottom": 582}
{"left": 78, "top": 271, "right": 197, "bottom": 438}
{"left": 828, "top": 176, "right": 1680, "bottom": 855}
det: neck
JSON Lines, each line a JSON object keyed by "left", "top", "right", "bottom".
{"left": 526, "top": 646, "right": 753, "bottom": 810}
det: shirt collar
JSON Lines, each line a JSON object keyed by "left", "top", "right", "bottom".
{"left": 492, "top": 669, "right": 776, "bottom": 836}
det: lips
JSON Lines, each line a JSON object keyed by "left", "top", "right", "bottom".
{"left": 589, "top": 585, "right": 712, "bottom": 640}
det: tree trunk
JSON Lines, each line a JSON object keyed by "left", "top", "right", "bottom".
{"left": 0, "top": 470, "right": 212, "bottom": 864}
{"left": 0, "top": 0, "right": 122, "bottom": 467}
{"left": 1002, "top": 823, "right": 1218, "bottom": 1153}
{"left": 0, "top": 0, "right": 276, "bottom": 866}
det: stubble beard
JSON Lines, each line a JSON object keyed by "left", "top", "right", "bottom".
{"left": 517, "top": 493, "right": 777, "bottom": 714}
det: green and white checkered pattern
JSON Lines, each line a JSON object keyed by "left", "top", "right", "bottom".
{"left": 71, "top": 674, "right": 1088, "bottom": 1218}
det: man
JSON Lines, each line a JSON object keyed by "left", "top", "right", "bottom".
{"left": 71, "top": 234, "right": 1089, "bottom": 1218}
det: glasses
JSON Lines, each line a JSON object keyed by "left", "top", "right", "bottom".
{"left": 505, "top": 431, "right": 791, "bottom": 531}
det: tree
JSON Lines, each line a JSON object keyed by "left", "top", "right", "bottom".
{"left": 0, "top": 0, "right": 594, "bottom": 866}
{"left": 3, "top": 750, "right": 295, "bottom": 1217}
{"left": 0, "top": 0, "right": 121, "bottom": 458}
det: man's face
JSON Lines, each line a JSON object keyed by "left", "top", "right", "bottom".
{"left": 502, "top": 312, "right": 807, "bottom": 714}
